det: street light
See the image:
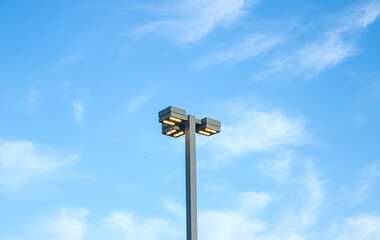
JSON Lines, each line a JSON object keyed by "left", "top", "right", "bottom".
{"left": 158, "top": 106, "right": 221, "bottom": 240}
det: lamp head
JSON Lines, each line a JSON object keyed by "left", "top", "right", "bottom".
{"left": 162, "top": 125, "right": 185, "bottom": 138}
{"left": 196, "top": 117, "right": 221, "bottom": 136}
{"left": 158, "top": 106, "right": 187, "bottom": 126}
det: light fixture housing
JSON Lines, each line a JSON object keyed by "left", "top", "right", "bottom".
{"left": 196, "top": 117, "right": 221, "bottom": 136}
{"left": 162, "top": 125, "right": 185, "bottom": 138}
{"left": 158, "top": 106, "right": 187, "bottom": 126}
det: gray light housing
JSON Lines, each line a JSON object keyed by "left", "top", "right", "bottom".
{"left": 162, "top": 124, "right": 185, "bottom": 138}
{"left": 196, "top": 117, "right": 221, "bottom": 136}
{"left": 158, "top": 106, "right": 187, "bottom": 125}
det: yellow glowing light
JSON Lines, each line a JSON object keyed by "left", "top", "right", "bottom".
{"left": 173, "top": 131, "right": 184, "bottom": 137}
{"left": 169, "top": 117, "right": 182, "bottom": 122}
{"left": 205, "top": 128, "right": 217, "bottom": 133}
{"left": 198, "top": 130, "right": 210, "bottom": 136}
{"left": 163, "top": 120, "right": 175, "bottom": 126}
{"left": 165, "top": 129, "right": 177, "bottom": 135}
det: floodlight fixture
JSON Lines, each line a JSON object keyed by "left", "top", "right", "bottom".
{"left": 196, "top": 118, "right": 221, "bottom": 136}
{"left": 162, "top": 125, "right": 185, "bottom": 138}
{"left": 158, "top": 106, "right": 187, "bottom": 126}
{"left": 158, "top": 106, "right": 221, "bottom": 240}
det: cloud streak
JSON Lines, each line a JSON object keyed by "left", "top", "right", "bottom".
{"left": 205, "top": 106, "right": 308, "bottom": 165}
{"left": 73, "top": 101, "right": 85, "bottom": 124}
{"left": 255, "top": 1, "right": 380, "bottom": 80}
{"left": 127, "top": 93, "right": 152, "bottom": 113}
{"left": 133, "top": 0, "right": 256, "bottom": 44}
{"left": 105, "top": 212, "right": 181, "bottom": 240}
{"left": 32, "top": 207, "right": 89, "bottom": 240}
{"left": 22, "top": 88, "right": 39, "bottom": 114}
{"left": 193, "top": 34, "right": 282, "bottom": 69}
{"left": 0, "top": 140, "right": 78, "bottom": 189}
{"left": 335, "top": 216, "right": 380, "bottom": 240}
{"left": 346, "top": 160, "right": 380, "bottom": 205}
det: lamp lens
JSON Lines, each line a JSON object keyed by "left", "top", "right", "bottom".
{"left": 205, "top": 128, "right": 217, "bottom": 133}
{"left": 163, "top": 120, "right": 175, "bottom": 126}
{"left": 198, "top": 130, "right": 211, "bottom": 136}
{"left": 173, "top": 131, "right": 184, "bottom": 137}
{"left": 169, "top": 117, "right": 182, "bottom": 123}
{"left": 165, "top": 129, "right": 177, "bottom": 135}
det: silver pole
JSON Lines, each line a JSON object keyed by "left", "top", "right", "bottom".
{"left": 185, "top": 115, "right": 198, "bottom": 240}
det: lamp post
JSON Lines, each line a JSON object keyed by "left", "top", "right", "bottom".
{"left": 158, "top": 106, "right": 221, "bottom": 240}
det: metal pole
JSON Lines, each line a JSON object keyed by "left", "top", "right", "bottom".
{"left": 185, "top": 115, "right": 197, "bottom": 240}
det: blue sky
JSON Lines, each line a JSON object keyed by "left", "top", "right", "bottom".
{"left": 1, "top": 0, "right": 380, "bottom": 239}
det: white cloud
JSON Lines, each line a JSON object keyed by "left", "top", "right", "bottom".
{"left": 162, "top": 178, "right": 322, "bottom": 240}
{"left": 162, "top": 197, "right": 186, "bottom": 221}
{"left": 205, "top": 107, "right": 307, "bottom": 165}
{"left": 22, "top": 88, "right": 39, "bottom": 114}
{"left": 31, "top": 207, "right": 89, "bottom": 240}
{"left": 161, "top": 191, "right": 270, "bottom": 240}
{"left": 73, "top": 101, "right": 85, "bottom": 123}
{"left": 199, "top": 209, "right": 266, "bottom": 240}
{"left": 0, "top": 140, "right": 78, "bottom": 188}
{"left": 347, "top": 160, "right": 380, "bottom": 205}
{"left": 256, "top": 1, "right": 380, "bottom": 80}
{"left": 133, "top": 0, "right": 256, "bottom": 44}
{"left": 193, "top": 34, "right": 281, "bottom": 69}
{"left": 8, "top": 207, "right": 180, "bottom": 240}
{"left": 237, "top": 192, "right": 271, "bottom": 214}
{"left": 343, "top": 1, "right": 380, "bottom": 29}
{"left": 348, "top": 181, "right": 373, "bottom": 206}
{"left": 105, "top": 212, "right": 181, "bottom": 240}
{"left": 257, "top": 150, "right": 293, "bottom": 182}
{"left": 234, "top": 161, "right": 323, "bottom": 240}
{"left": 362, "top": 160, "right": 380, "bottom": 179}
{"left": 256, "top": 33, "right": 355, "bottom": 81}
{"left": 287, "top": 33, "right": 355, "bottom": 77}
{"left": 279, "top": 161, "right": 324, "bottom": 233}
{"left": 127, "top": 94, "right": 151, "bottom": 112}
{"left": 335, "top": 216, "right": 380, "bottom": 240}
{"left": 57, "top": 54, "right": 82, "bottom": 66}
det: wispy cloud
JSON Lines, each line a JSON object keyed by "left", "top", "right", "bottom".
{"left": 275, "top": 161, "right": 324, "bottom": 234}
{"left": 255, "top": 1, "right": 380, "bottom": 80}
{"left": 334, "top": 216, "right": 380, "bottom": 240}
{"left": 362, "top": 160, "right": 380, "bottom": 179}
{"left": 133, "top": 0, "right": 257, "bottom": 44}
{"left": 0, "top": 140, "right": 78, "bottom": 189}
{"left": 73, "top": 101, "right": 85, "bottom": 124}
{"left": 162, "top": 166, "right": 323, "bottom": 240}
{"left": 11, "top": 169, "right": 380, "bottom": 240}
{"left": 199, "top": 208, "right": 265, "bottom": 239}
{"left": 343, "top": 1, "right": 380, "bottom": 29}
{"left": 193, "top": 34, "right": 282, "bottom": 69}
{"left": 281, "top": 33, "right": 355, "bottom": 77}
{"left": 346, "top": 160, "right": 380, "bottom": 205}
{"left": 105, "top": 212, "right": 181, "bottom": 240}
{"left": 22, "top": 88, "right": 39, "bottom": 114}
{"left": 256, "top": 150, "right": 293, "bottom": 182}
{"left": 57, "top": 54, "right": 82, "bottom": 67}
{"left": 237, "top": 192, "right": 271, "bottom": 213}
{"left": 31, "top": 207, "right": 89, "bottom": 240}
{"left": 161, "top": 197, "right": 186, "bottom": 221}
{"left": 204, "top": 105, "right": 308, "bottom": 165}
{"left": 162, "top": 191, "right": 269, "bottom": 239}
{"left": 127, "top": 93, "right": 152, "bottom": 113}
{"left": 14, "top": 206, "right": 181, "bottom": 240}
